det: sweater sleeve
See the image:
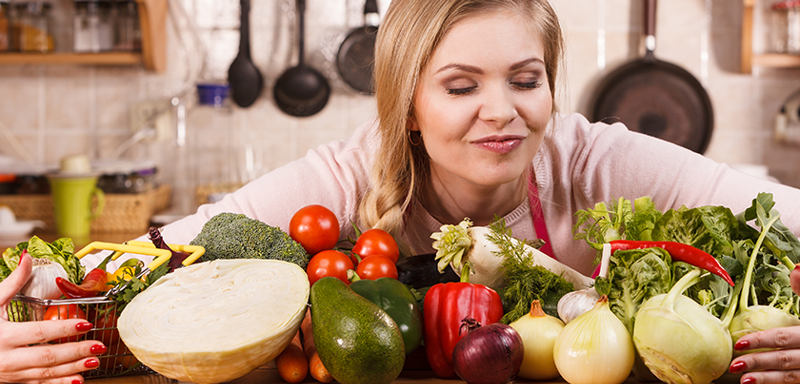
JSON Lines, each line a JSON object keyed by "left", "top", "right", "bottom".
{"left": 156, "top": 118, "right": 379, "bottom": 246}
{"left": 536, "top": 113, "right": 800, "bottom": 274}
{"left": 571, "top": 115, "right": 800, "bottom": 226}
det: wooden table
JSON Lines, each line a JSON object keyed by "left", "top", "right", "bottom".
{"left": 84, "top": 368, "right": 744, "bottom": 384}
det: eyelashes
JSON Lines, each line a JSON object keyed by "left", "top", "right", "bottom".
{"left": 445, "top": 80, "right": 543, "bottom": 96}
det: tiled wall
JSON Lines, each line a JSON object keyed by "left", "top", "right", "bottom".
{"left": 1, "top": 0, "right": 799, "bottom": 212}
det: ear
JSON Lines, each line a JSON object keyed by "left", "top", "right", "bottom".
{"left": 406, "top": 115, "right": 420, "bottom": 132}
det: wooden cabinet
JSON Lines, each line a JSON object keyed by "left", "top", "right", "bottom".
{"left": 742, "top": 0, "right": 800, "bottom": 72}
{"left": 0, "top": 0, "right": 166, "bottom": 72}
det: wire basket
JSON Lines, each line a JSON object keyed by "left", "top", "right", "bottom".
{"left": 9, "top": 295, "right": 155, "bottom": 378}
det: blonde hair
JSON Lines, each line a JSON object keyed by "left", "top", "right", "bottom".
{"left": 357, "top": 0, "right": 564, "bottom": 242}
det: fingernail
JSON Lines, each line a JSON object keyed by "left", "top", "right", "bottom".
{"left": 742, "top": 376, "right": 756, "bottom": 384}
{"left": 729, "top": 360, "right": 747, "bottom": 373}
{"left": 795, "top": 263, "right": 800, "bottom": 270}
{"left": 735, "top": 339, "right": 750, "bottom": 351}
{"left": 84, "top": 358, "right": 99, "bottom": 369}
{"left": 72, "top": 380, "right": 82, "bottom": 384}
{"left": 90, "top": 344, "right": 107, "bottom": 355}
{"left": 76, "top": 322, "right": 93, "bottom": 332}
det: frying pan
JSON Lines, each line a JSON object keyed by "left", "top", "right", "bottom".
{"left": 336, "top": 0, "right": 379, "bottom": 95}
{"left": 589, "top": 0, "right": 714, "bottom": 154}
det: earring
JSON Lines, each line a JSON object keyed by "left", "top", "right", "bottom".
{"left": 408, "top": 130, "right": 422, "bottom": 146}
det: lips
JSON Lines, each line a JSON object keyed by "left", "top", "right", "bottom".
{"left": 472, "top": 135, "right": 524, "bottom": 154}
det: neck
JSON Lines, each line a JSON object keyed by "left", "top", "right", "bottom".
{"left": 420, "top": 172, "right": 529, "bottom": 226}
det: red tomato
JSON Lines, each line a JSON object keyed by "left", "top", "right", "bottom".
{"left": 44, "top": 304, "right": 87, "bottom": 343}
{"left": 352, "top": 229, "right": 400, "bottom": 264}
{"left": 306, "top": 250, "right": 354, "bottom": 286}
{"left": 355, "top": 256, "right": 398, "bottom": 280}
{"left": 289, "top": 205, "right": 340, "bottom": 256}
{"left": 90, "top": 305, "right": 120, "bottom": 346}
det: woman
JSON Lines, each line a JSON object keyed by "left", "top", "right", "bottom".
{"left": 3, "top": 0, "right": 800, "bottom": 383}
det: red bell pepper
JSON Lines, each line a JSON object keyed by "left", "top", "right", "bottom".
{"left": 609, "top": 240, "right": 734, "bottom": 286}
{"left": 55, "top": 254, "right": 112, "bottom": 298}
{"left": 423, "top": 266, "right": 504, "bottom": 378}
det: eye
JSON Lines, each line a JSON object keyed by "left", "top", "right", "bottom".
{"left": 510, "top": 80, "right": 543, "bottom": 90}
{"left": 446, "top": 86, "right": 477, "bottom": 96}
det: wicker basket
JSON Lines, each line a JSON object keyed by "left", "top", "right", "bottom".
{"left": 0, "top": 184, "right": 172, "bottom": 233}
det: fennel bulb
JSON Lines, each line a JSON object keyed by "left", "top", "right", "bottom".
{"left": 118, "top": 259, "right": 310, "bottom": 384}
{"left": 632, "top": 269, "right": 733, "bottom": 384}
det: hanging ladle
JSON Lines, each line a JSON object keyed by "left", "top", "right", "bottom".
{"left": 228, "top": 0, "right": 263, "bottom": 108}
{"left": 273, "top": 0, "right": 331, "bottom": 117}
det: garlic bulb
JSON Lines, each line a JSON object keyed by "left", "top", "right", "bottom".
{"left": 553, "top": 295, "right": 635, "bottom": 384}
{"left": 510, "top": 300, "right": 564, "bottom": 380}
{"left": 557, "top": 287, "right": 600, "bottom": 324}
{"left": 21, "top": 257, "right": 69, "bottom": 300}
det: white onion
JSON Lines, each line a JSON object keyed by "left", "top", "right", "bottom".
{"left": 510, "top": 300, "right": 564, "bottom": 380}
{"left": 118, "top": 259, "right": 309, "bottom": 384}
{"left": 553, "top": 295, "right": 635, "bottom": 384}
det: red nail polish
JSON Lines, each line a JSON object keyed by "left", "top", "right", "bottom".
{"left": 735, "top": 339, "right": 750, "bottom": 350}
{"left": 729, "top": 360, "right": 747, "bottom": 373}
{"left": 76, "top": 322, "right": 93, "bottom": 332}
{"left": 72, "top": 380, "right": 82, "bottom": 384}
{"left": 742, "top": 376, "right": 756, "bottom": 384}
{"left": 84, "top": 359, "right": 99, "bottom": 369}
{"left": 90, "top": 344, "right": 107, "bottom": 355}
{"left": 795, "top": 263, "right": 800, "bottom": 270}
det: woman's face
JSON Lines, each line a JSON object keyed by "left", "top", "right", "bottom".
{"left": 412, "top": 10, "right": 553, "bottom": 190}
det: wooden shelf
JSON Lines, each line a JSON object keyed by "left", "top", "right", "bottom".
{"left": 753, "top": 53, "right": 800, "bottom": 68}
{"left": 0, "top": 52, "right": 143, "bottom": 66}
{"left": 0, "top": 0, "right": 166, "bottom": 72}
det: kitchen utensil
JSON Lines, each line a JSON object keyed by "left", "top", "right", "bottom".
{"left": 228, "top": 0, "right": 263, "bottom": 108}
{"left": 588, "top": 0, "right": 713, "bottom": 154}
{"left": 337, "top": 0, "right": 379, "bottom": 94}
{"left": 273, "top": 0, "right": 331, "bottom": 117}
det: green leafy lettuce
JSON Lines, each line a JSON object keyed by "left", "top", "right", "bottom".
{"left": 1, "top": 236, "right": 85, "bottom": 284}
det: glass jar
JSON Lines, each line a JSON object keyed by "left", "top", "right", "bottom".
{"left": 113, "top": 0, "right": 139, "bottom": 51}
{"left": 0, "top": 1, "right": 9, "bottom": 52}
{"left": 73, "top": 0, "right": 113, "bottom": 52}
{"left": 187, "top": 83, "right": 242, "bottom": 207}
{"left": 17, "top": 1, "right": 54, "bottom": 52}
{"left": 771, "top": 0, "right": 800, "bottom": 54}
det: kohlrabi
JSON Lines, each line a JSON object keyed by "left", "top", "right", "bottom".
{"left": 729, "top": 197, "right": 800, "bottom": 352}
{"left": 632, "top": 268, "right": 735, "bottom": 384}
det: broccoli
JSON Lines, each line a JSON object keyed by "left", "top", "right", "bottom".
{"left": 190, "top": 213, "right": 310, "bottom": 268}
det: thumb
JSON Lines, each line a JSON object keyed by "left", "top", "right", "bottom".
{"left": 790, "top": 264, "right": 800, "bottom": 296}
{"left": 0, "top": 250, "right": 32, "bottom": 306}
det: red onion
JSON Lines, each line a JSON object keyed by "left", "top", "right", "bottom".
{"left": 452, "top": 317, "right": 524, "bottom": 384}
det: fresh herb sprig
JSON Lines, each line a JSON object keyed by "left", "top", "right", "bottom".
{"left": 487, "top": 219, "right": 574, "bottom": 324}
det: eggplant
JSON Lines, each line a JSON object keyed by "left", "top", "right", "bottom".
{"left": 396, "top": 253, "right": 459, "bottom": 290}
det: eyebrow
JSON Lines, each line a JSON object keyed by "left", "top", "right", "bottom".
{"left": 435, "top": 57, "right": 545, "bottom": 74}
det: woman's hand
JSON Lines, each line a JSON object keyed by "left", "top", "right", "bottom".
{"left": 0, "top": 251, "right": 106, "bottom": 384}
{"left": 729, "top": 265, "right": 800, "bottom": 384}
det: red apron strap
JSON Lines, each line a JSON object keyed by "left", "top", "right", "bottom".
{"left": 527, "top": 168, "right": 555, "bottom": 259}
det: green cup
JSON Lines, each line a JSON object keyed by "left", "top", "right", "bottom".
{"left": 48, "top": 176, "right": 105, "bottom": 244}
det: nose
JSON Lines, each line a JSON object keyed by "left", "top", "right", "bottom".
{"left": 478, "top": 84, "right": 518, "bottom": 127}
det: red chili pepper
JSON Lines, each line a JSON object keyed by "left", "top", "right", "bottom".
{"left": 609, "top": 240, "right": 734, "bottom": 286}
{"left": 56, "top": 255, "right": 113, "bottom": 298}
{"left": 423, "top": 271, "right": 504, "bottom": 378}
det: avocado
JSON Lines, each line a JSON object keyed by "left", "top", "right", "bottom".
{"left": 310, "top": 277, "right": 405, "bottom": 384}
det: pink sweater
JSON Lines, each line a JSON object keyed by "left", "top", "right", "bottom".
{"left": 156, "top": 113, "right": 800, "bottom": 277}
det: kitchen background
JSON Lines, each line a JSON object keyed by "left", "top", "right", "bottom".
{"left": 1, "top": 0, "right": 800, "bottom": 222}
